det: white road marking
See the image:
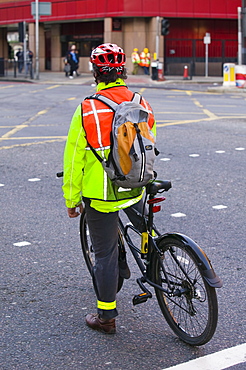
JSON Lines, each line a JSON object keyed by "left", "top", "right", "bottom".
{"left": 160, "top": 158, "right": 171, "bottom": 161}
{"left": 213, "top": 205, "right": 228, "bottom": 209}
{"left": 215, "top": 150, "right": 225, "bottom": 153}
{"left": 28, "top": 178, "right": 41, "bottom": 182}
{"left": 13, "top": 241, "right": 31, "bottom": 247}
{"left": 235, "top": 147, "right": 245, "bottom": 151}
{"left": 162, "top": 343, "right": 246, "bottom": 370}
{"left": 189, "top": 154, "right": 200, "bottom": 157}
{"left": 0, "top": 183, "right": 4, "bottom": 186}
{"left": 171, "top": 212, "right": 186, "bottom": 217}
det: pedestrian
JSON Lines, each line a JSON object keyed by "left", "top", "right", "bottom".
{"left": 16, "top": 48, "right": 24, "bottom": 73}
{"left": 63, "top": 56, "right": 71, "bottom": 77}
{"left": 139, "top": 48, "right": 151, "bottom": 75}
{"left": 62, "top": 43, "right": 156, "bottom": 334}
{"left": 66, "top": 44, "right": 80, "bottom": 79}
{"left": 131, "top": 48, "right": 140, "bottom": 75}
{"left": 26, "top": 49, "right": 33, "bottom": 78}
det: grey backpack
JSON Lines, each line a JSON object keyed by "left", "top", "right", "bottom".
{"left": 87, "top": 93, "right": 156, "bottom": 189}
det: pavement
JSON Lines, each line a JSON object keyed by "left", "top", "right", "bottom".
{"left": 1, "top": 70, "right": 246, "bottom": 93}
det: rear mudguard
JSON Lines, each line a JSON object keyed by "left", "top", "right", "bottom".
{"left": 156, "top": 233, "right": 223, "bottom": 288}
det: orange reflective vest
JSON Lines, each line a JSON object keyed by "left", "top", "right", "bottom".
{"left": 82, "top": 85, "right": 155, "bottom": 151}
{"left": 131, "top": 52, "right": 140, "bottom": 64}
{"left": 139, "top": 52, "right": 151, "bottom": 67}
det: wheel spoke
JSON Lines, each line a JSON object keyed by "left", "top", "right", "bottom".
{"left": 154, "top": 237, "right": 218, "bottom": 345}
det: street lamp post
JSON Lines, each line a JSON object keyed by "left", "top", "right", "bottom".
{"left": 238, "top": 7, "right": 242, "bottom": 65}
{"left": 35, "top": 0, "right": 39, "bottom": 80}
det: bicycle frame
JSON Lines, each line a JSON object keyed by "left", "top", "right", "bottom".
{"left": 118, "top": 189, "right": 222, "bottom": 300}
{"left": 119, "top": 216, "right": 188, "bottom": 297}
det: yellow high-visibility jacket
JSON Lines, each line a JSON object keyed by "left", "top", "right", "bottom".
{"left": 62, "top": 79, "right": 156, "bottom": 213}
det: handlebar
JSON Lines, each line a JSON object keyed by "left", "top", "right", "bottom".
{"left": 56, "top": 171, "right": 172, "bottom": 196}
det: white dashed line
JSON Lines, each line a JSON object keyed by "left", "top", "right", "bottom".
{"left": 0, "top": 183, "right": 4, "bottom": 187}
{"left": 212, "top": 205, "right": 228, "bottom": 210}
{"left": 160, "top": 158, "right": 171, "bottom": 161}
{"left": 171, "top": 212, "right": 186, "bottom": 217}
{"left": 13, "top": 241, "right": 31, "bottom": 247}
{"left": 162, "top": 343, "right": 246, "bottom": 370}
{"left": 215, "top": 150, "right": 225, "bottom": 154}
{"left": 189, "top": 154, "right": 200, "bottom": 157}
{"left": 28, "top": 178, "right": 41, "bottom": 182}
{"left": 235, "top": 147, "right": 245, "bottom": 151}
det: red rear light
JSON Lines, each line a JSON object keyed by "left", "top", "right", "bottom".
{"left": 147, "top": 197, "right": 166, "bottom": 204}
{"left": 153, "top": 205, "right": 161, "bottom": 213}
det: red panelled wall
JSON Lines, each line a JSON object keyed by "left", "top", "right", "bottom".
{"left": 167, "top": 19, "right": 238, "bottom": 40}
{"left": 0, "top": 0, "right": 241, "bottom": 25}
{"left": 165, "top": 18, "right": 238, "bottom": 60}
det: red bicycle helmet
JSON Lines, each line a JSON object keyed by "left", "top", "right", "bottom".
{"left": 90, "top": 43, "right": 126, "bottom": 74}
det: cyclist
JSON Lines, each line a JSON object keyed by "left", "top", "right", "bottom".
{"left": 62, "top": 43, "right": 156, "bottom": 334}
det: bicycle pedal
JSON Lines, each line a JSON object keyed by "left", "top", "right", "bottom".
{"left": 132, "top": 292, "right": 152, "bottom": 305}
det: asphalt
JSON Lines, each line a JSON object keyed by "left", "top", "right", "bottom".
{"left": 1, "top": 71, "right": 246, "bottom": 93}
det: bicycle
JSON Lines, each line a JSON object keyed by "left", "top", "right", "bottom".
{"left": 58, "top": 172, "right": 222, "bottom": 346}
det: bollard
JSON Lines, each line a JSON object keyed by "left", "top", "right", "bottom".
{"left": 14, "top": 60, "right": 17, "bottom": 78}
{"left": 235, "top": 65, "right": 246, "bottom": 88}
{"left": 183, "top": 65, "right": 189, "bottom": 80}
{"left": 157, "top": 62, "right": 165, "bottom": 81}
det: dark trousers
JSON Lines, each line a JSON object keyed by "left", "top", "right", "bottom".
{"left": 69, "top": 61, "right": 78, "bottom": 76}
{"left": 83, "top": 197, "right": 147, "bottom": 320}
{"left": 83, "top": 198, "right": 119, "bottom": 320}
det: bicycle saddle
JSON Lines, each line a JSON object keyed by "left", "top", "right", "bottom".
{"left": 146, "top": 180, "right": 172, "bottom": 195}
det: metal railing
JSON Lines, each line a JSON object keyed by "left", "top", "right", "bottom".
{"left": 0, "top": 59, "right": 34, "bottom": 79}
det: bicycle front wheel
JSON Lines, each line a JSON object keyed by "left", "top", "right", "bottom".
{"left": 152, "top": 236, "right": 218, "bottom": 345}
{"left": 79, "top": 211, "right": 124, "bottom": 292}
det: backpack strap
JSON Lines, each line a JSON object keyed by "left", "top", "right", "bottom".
{"left": 88, "top": 143, "right": 104, "bottom": 163}
{"left": 131, "top": 92, "right": 141, "bottom": 105}
{"left": 85, "top": 92, "right": 141, "bottom": 110}
{"left": 85, "top": 93, "right": 118, "bottom": 111}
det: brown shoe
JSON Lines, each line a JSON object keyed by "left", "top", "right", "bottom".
{"left": 85, "top": 314, "right": 116, "bottom": 334}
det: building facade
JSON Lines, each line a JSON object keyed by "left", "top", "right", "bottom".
{"left": 0, "top": 0, "right": 242, "bottom": 75}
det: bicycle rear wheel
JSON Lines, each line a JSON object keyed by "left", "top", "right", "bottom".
{"left": 152, "top": 236, "right": 218, "bottom": 345}
{"left": 79, "top": 211, "right": 124, "bottom": 292}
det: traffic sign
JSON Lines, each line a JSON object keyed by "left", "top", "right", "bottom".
{"left": 204, "top": 33, "right": 211, "bottom": 44}
{"left": 31, "top": 2, "right": 51, "bottom": 16}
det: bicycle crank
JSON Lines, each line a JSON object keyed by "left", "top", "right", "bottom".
{"left": 132, "top": 277, "right": 152, "bottom": 305}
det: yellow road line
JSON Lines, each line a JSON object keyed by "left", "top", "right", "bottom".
{"left": 67, "top": 97, "right": 76, "bottom": 100}
{"left": 1, "top": 124, "right": 29, "bottom": 138}
{"left": 207, "top": 105, "right": 237, "bottom": 107}
{"left": 139, "top": 88, "right": 146, "bottom": 94}
{"left": 156, "top": 114, "right": 246, "bottom": 127}
{"left": 0, "top": 136, "right": 67, "bottom": 140}
{"left": 157, "top": 117, "right": 214, "bottom": 127}
{"left": 193, "top": 100, "right": 203, "bottom": 108}
{"left": 0, "top": 123, "right": 68, "bottom": 128}
{"left": 0, "top": 85, "right": 14, "bottom": 89}
{"left": 37, "top": 109, "right": 48, "bottom": 115}
{"left": 31, "top": 90, "right": 42, "bottom": 93}
{"left": 155, "top": 111, "right": 205, "bottom": 115}
{"left": 190, "top": 96, "right": 219, "bottom": 119}
{"left": 0, "top": 138, "right": 66, "bottom": 150}
{"left": 46, "top": 85, "right": 60, "bottom": 90}
{"left": 0, "top": 108, "right": 50, "bottom": 140}
{"left": 202, "top": 108, "right": 218, "bottom": 119}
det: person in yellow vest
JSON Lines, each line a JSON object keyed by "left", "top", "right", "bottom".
{"left": 131, "top": 48, "right": 140, "bottom": 75}
{"left": 139, "top": 48, "right": 151, "bottom": 75}
{"left": 62, "top": 43, "right": 156, "bottom": 334}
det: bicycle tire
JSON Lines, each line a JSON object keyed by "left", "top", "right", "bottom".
{"left": 79, "top": 211, "right": 124, "bottom": 293}
{"left": 152, "top": 236, "right": 218, "bottom": 345}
